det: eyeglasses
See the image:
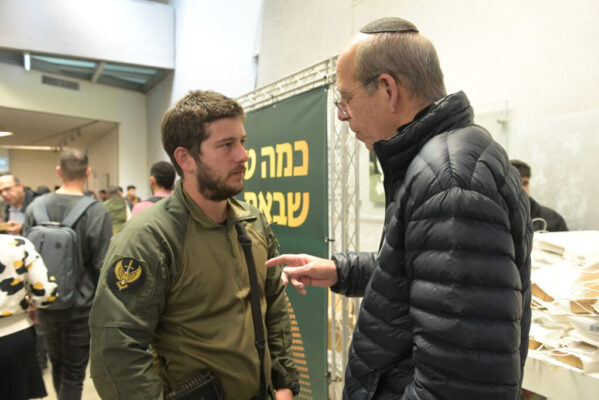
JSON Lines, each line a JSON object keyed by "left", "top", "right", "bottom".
{"left": 0, "top": 185, "right": 15, "bottom": 195}
{"left": 333, "top": 75, "right": 379, "bottom": 116}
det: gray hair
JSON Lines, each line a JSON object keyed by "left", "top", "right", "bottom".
{"left": 354, "top": 31, "right": 447, "bottom": 106}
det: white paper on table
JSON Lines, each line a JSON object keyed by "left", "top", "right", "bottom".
{"left": 570, "top": 328, "right": 599, "bottom": 348}
{"left": 529, "top": 323, "right": 568, "bottom": 345}
{"left": 568, "top": 315, "right": 599, "bottom": 336}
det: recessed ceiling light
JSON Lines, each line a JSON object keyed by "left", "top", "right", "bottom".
{"left": 0, "top": 131, "right": 14, "bottom": 137}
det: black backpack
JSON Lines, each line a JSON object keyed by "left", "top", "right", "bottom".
{"left": 26, "top": 195, "right": 96, "bottom": 310}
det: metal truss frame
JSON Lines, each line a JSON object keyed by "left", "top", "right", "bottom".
{"left": 238, "top": 58, "right": 337, "bottom": 113}
{"left": 237, "top": 57, "right": 360, "bottom": 400}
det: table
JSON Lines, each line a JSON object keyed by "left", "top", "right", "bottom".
{"left": 523, "top": 353, "right": 599, "bottom": 399}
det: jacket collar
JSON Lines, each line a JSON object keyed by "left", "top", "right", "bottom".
{"left": 174, "top": 180, "right": 256, "bottom": 229}
{"left": 373, "top": 91, "right": 474, "bottom": 201}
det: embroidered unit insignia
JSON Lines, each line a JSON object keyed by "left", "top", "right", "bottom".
{"left": 107, "top": 257, "right": 145, "bottom": 295}
{"left": 115, "top": 259, "right": 143, "bottom": 290}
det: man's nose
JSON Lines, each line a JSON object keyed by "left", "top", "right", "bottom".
{"left": 236, "top": 144, "right": 249, "bottom": 163}
{"left": 337, "top": 107, "right": 350, "bottom": 121}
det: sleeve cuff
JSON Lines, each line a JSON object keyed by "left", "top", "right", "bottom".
{"left": 275, "top": 381, "right": 300, "bottom": 396}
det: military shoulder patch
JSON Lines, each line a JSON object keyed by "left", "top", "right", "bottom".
{"left": 107, "top": 257, "right": 146, "bottom": 294}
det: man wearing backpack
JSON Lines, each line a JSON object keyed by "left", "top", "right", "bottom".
{"left": 23, "top": 149, "right": 112, "bottom": 400}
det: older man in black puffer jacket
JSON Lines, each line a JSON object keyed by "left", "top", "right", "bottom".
{"left": 267, "top": 17, "right": 533, "bottom": 400}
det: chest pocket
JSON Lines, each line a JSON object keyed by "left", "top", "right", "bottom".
{"left": 176, "top": 222, "right": 269, "bottom": 308}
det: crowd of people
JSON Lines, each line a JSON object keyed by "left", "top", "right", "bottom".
{"left": 0, "top": 15, "right": 571, "bottom": 400}
{"left": 0, "top": 159, "right": 178, "bottom": 399}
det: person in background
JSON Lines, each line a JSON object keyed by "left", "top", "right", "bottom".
{"left": 98, "top": 189, "right": 107, "bottom": 202}
{"left": 1, "top": 176, "right": 47, "bottom": 370}
{"left": 0, "top": 195, "right": 5, "bottom": 222}
{"left": 2, "top": 182, "right": 50, "bottom": 371}
{"left": 266, "top": 17, "right": 532, "bottom": 399}
{"left": 0, "top": 174, "right": 39, "bottom": 235}
{"left": 90, "top": 90, "right": 299, "bottom": 399}
{"left": 23, "top": 149, "right": 112, "bottom": 400}
{"left": 36, "top": 186, "right": 51, "bottom": 195}
{"left": 125, "top": 185, "right": 141, "bottom": 207}
{"left": 510, "top": 159, "right": 568, "bottom": 232}
{"left": 117, "top": 186, "right": 133, "bottom": 210}
{"left": 131, "top": 161, "right": 176, "bottom": 217}
{"left": 0, "top": 234, "right": 58, "bottom": 400}
{"left": 103, "top": 186, "right": 130, "bottom": 234}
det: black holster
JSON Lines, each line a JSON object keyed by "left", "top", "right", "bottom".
{"left": 165, "top": 371, "right": 224, "bottom": 400}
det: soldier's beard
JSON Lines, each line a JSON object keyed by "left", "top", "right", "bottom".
{"left": 195, "top": 157, "right": 244, "bottom": 201}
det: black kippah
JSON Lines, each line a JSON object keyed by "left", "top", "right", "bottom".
{"left": 360, "top": 17, "right": 419, "bottom": 34}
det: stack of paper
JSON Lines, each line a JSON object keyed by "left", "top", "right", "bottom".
{"left": 529, "top": 231, "right": 599, "bottom": 372}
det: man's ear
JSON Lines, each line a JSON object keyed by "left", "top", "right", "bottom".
{"left": 85, "top": 167, "right": 91, "bottom": 178}
{"left": 378, "top": 73, "right": 400, "bottom": 111}
{"left": 149, "top": 176, "right": 157, "bottom": 187}
{"left": 173, "top": 147, "right": 196, "bottom": 174}
{"left": 56, "top": 166, "right": 63, "bottom": 179}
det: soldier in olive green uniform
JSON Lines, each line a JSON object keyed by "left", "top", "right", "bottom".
{"left": 90, "top": 90, "right": 299, "bottom": 400}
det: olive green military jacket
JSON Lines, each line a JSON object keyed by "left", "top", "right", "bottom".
{"left": 90, "top": 181, "right": 298, "bottom": 399}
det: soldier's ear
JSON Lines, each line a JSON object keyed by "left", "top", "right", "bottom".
{"left": 173, "top": 147, "right": 196, "bottom": 175}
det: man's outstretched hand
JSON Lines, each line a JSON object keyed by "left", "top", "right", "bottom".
{"left": 265, "top": 254, "right": 338, "bottom": 295}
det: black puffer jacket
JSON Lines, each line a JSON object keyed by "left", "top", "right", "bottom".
{"left": 332, "top": 92, "right": 533, "bottom": 399}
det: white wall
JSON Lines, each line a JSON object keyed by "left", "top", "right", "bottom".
{"left": 258, "top": 0, "right": 349, "bottom": 87}
{"left": 87, "top": 129, "right": 118, "bottom": 195}
{"left": 259, "top": 0, "right": 599, "bottom": 243}
{"left": 145, "top": 0, "right": 263, "bottom": 169}
{"left": 9, "top": 132, "right": 118, "bottom": 195}
{"left": 0, "top": 0, "right": 174, "bottom": 68}
{"left": 0, "top": 62, "right": 148, "bottom": 197}
{"left": 146, "top": 73, "right": 173, "bottom": 168}
{"left": 9, "top": 149, "right": 61, "bottom": 190}
{"left": 1, "top": 0, "right": 263, "bottom": 200}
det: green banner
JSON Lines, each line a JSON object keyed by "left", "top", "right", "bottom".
{"left": 241, "top": 87, "right": 329, "bottom": 400}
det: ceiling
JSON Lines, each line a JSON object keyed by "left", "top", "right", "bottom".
{"left": 0, "top": 46, "right": 170, "bottom": 152}
{"left": 0, "top": 48, "right": 171, "bottom": 93}
{"left": 0, "top": 106, "right": 118, "bottom": 150}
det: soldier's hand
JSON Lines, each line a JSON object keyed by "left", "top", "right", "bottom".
{"left": 265, "top": 254, "right": 338, "bottom": 295}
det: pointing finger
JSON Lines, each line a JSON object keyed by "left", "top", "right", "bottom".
{"left": 265, "top": 254, "right": 307, "bottom": 268}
